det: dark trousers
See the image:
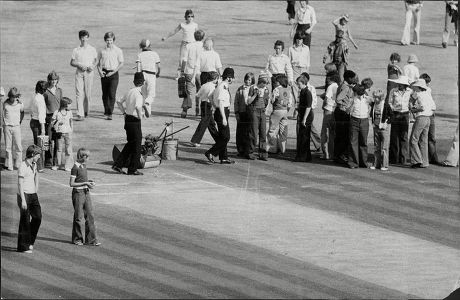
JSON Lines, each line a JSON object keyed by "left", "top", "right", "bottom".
{"left": 296, "top": 122, "right": 312, "bottom": 161}
{"left": 208, "top": 108, "right": 230, "bottom": 160}
{"left": 428, "top": 114, "right": 439, "bottom": 164}
{"left": 200, "top": 71, "right": 218, "bottom": 85}
{"left": 72, "top": 188, "right": 97, "bottom": 244}
{"left": 249, "top": 107, "right": 268, "bottom": 158}
{"left": 294, "top": 23, "right": 312, "bottom": 47}
{"left": 191, "top": 102, "right": 219, "bottom": 144}
{"left": 30, "top": 119, "right": 44, "bottom": 171}
{"left": 114, "top": 115, "right": 142, "bottom": 173}
{"left": 347, "top": 116, "right": 369, "bottom": 168}
{"left": 45, "top": 113, "right": 58, "bottom": 166}
{"left": 333, "top": 108, "right": 350, "bottom": 161}
{"left": 17, "top": 193, "right": 42, "bottom": 252}
{"left": 286, "top": 1, "right": 296, "bottom": 19}
{"left": 389, "top": 112, "right": 409, "bottom": 164}
{"left": 236, "top": 111, "right": 252, "bottom": 156}
{"left": 101, "top": 71, "right": 119, "bottom": 116}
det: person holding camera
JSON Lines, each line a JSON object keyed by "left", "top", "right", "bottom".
{"left": 2, "top": 87, "right": 24, "bottom": 171}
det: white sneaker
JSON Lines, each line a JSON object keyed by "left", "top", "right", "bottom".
{"left": 51, "top": 166, "right": 58, "bottom": 171}
{"left": 65, "top": 168, "right": 72, "bottom": 172}
{"left": 381, "top": 167, "right": 389, "bottom": 171}
{"left": 29, "top": 245, "right": 34, "bottom": 250}
{"left": 23, "top": 250, "right": 33, "bottom": 253}
{"left": 369, "top": 166, "right": 376, "bottom": 170}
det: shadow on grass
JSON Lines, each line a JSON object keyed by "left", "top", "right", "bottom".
{"left": 1, "top": 231, "right": 71, "bottom": 245}
{"left": 232, "top": 17, "right": 288, "bottom": 26}
{"left": 359, "top": 37, "right": 443, "bottom": 49}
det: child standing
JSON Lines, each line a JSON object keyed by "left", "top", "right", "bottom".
{"left": 234, "top": 72, "right": 255, "bottom": 159}
{"left": 51, "top": 97, "right": 74, "bottom": 171}
{"left": 320, "top": 73, "right": 340, "bottom": 160}
{"left": 2, "top": 87, "right": 24, "bottom": 171}
{"left": 385, "top": 53, "right": 404, "bottom": 102}
{"left": 370, "top": 90, "right": 393, "bottom": 171}
{"left": 403, "top": 54, "right": 420, "bottom": 84}
{"left": 17, "top": 145, "right": 42, "bottom": 253}
{"left": 295, "top": 75, "right": 314, "bottom": 162}
{"left": 419, "top": 73, "right": 439, "bottom": 164}
{"left": 69, "top": 148, "right": 100, "bottom": 246}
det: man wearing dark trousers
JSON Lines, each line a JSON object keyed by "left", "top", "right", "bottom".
{"left": 205, "top": 67, "right": 235, "bottom": 164}
{"left": 112, "top": 72, "right": 144, "bottom": 175}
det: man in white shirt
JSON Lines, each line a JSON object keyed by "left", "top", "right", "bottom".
{"left": 205, "top": 68, "right": 235, "bottom": 165}
{"left": 265, "top": 40, "right": 294, "bottom": 90}
{"left": 112, "top": 72, "right": 145, "bottom": 176}
{"left": 70, "top": 30, "right": 98, "bottom": 120}
{"left": 137, "top": 39, "right": 161, "bottom": 117}
{"left": 289, "top": 32, "right": 310, "bottom": 78}
{"left": 199, "top": 38, "right": 223, "bottom": 85}
{"left": 293, "top": 0, "right": 317, "bottom": 47}
{"left": 320, "top": 73, "right": 340, "bottom": 160}
{"left": 97, "top": 32, "right": 124, "bottom": 120}
{"left": 181, "top": 29, "right": 205, "bottom": 118}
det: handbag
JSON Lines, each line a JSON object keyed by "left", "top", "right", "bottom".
{"left": 177, "top": 76, "right": 187, "bottom": 98}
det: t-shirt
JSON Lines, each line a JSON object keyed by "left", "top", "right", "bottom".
{"left": 403, "top": 64, "right": 419, "bottom": 83}
{"left": 99, "top": 45, "right": 124, "bottom": 71}
{"left": 71, "top": 162, "right": 88, "bottom": 189}
{"left": 323, "top": 82, "right": 338, "bottom": 112}
{"left": 196, "top": 81, "right": 217, "bottom": 103}
{"left": 117, "top": 86, "right": 143, "bottom": 118}
{"left": 138, "top": 50, "right": 160, "bottom": 73}
{"left": 71, "top": 45, "right": 98, "bottom": 70}
{"left": 183, "top": 41, "right": 203, "bottom": 75}
{"left": 52, "top": 109, "right": 73, "bottom": 133}
{"left": 43, "top": 88, "right": 63, "bottom": 115}
{"left": 3, "top": 101, "right": 24, "bottom": 126}
{"left": 213, "top": 81, "right": 231, "bottom": 108}
{"left": 298, "top": 87, "right": 313, "bottom": 124}
{"left": 18, "top": 160, "right": 37, "bottom": 194}
{"left": 180, "top": 22, "right": 198, "bottom": 42}
{"left": 199, "top": 50, "right": 222, "bottom": 72}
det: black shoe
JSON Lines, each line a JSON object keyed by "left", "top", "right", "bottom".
{"left": 205, "top": 152, "right": 215, "bottom": 164}
{"left": 246, "top": 154, "right": 256, "bottom": 160}
{"left": 112, "top": 166, "right": 126, "bottom": 174}
{"left": 220, "top": 159, "right": 235, "bottom": 164}
{"left": 258, "top": 156, "right": 268, "bottom": 161}
{"left": 442, "top": 42, "right": 447, "bottom": 48}
{"left": 411, "top": 163, "right": 422, "bottom": 169}
{"left": 127, "top": 170, "right": 143, "bottom": 175}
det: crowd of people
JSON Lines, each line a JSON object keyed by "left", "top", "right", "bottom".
{"left": 0, "top": 1, "right": 459, "bottom": 254}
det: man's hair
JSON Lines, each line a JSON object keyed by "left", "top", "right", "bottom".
{"left": 194, "top": 29, "right": 205, "bottom": 42}
{"left": 389, "top": 52, "right": 401, "bottom": 63}
{"left": 300, "top": 72, "right": 310, "bottom": 82}
{"left": 184, "top": 9, "right": 194, "bottom": 18}
{"left": 361, "top": 77, "right": 374, "bottom": 89}
{"left": 35, "top": 80, "right": 47, "bottom": 94}
{"left": 78, "top": 30, "right": 89, "bottom": 39}
{"left": 352, "top": 84, "right": 367, "bottom": 96}
{"left": 296, "top": 75, "right": 308, "bottom": 85}
{"left": 47, "top": 70, "right": 59, "bottom": 82}
{"left": 59, "top": 97, "right": 72, "bottom": 110}
{"left": 77, "top": 148, "right": 90, "bottom": 162}
{"left": 203, "top": 37, "right": 213, "bottom": 50}
{"left": 293, "top": 32, "right": 305, "bottom": 42}
{"left": 419, "top": 73, "right": 431, "bottom": 84}
{"left": 104, "top": 31, "right": 115, "bottom": 41}
{"left": 274, "top": 40, "right": 285, "bottom": 51}
{"left": 327, "top": 72, "right": 341, "bottom": 84}
{"left": 26, "top": 145, "right": 41, "bottom": 158}
{"left": 244, "top": 72, "right": 255, "bottom": 85}
{"left": 276, "top": 75, "right": 289, "bottom": 88}
{"left": 344, "top": 70, "right": 358, "bottom": 84}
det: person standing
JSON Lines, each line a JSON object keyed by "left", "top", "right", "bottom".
{"left": 162, "top": 9, "right": 199, "bottom": 78}
{"left": 293, "top": 0, "right": 317, "bottom": 47}
{"left": 323, "top": 30, "right": 349, "bottom": 83}
{"left": 294, "top": 75, "right": 314, "bottom": 162}
{"left": 286, "top": 1, "right": 296, "bottom": 24}
{"left": 332, "top": 14, "right": 359, "bottom": 50}
{"left": 401, "top": 0, "right": 423, "bottom": 46}
{"left": 30, "top": 81, "right": 48, "bottom": 172}
{"left": 43, "top": 71, "right": 63, "bottom": 169}
{"left": 441, "top": 124, "right": 459, "bottom": 167}
{"left": 320, "top": 72, "right": 340, "bottom": 160}
{"left": 112, "top": 72, "right": 145, "bottom": 176}
{"left": 385, "top": 53, "right": 404, "bottom": 102}
{"left": 265, "top": 40, "right": 294, "bottom": 89}
{"left": 17, "top": 145, "right": 42, "bottom": 253}
{"left": 388, "top": 75, "right": 412, "bottom": 165}
{"left": 136, "top": 39, "right": 160, "bottom": 117}
{"left": 234, "top": 72, "right": 255, "bottom": 159}
{"left": 181, "top": 30, "right": 205, "bottom": 118}
{"left": 51, "top": 97, "right": 74, "bottom": 171}
{"left": 370, "top": 90, "right": 393, "bottom": 171}
{"left": 199, "top": 37, "right": 223, "bottom": 85}
{"left": 204, "top": 67, "right": 235, "bottom": 165}
{"left": 97, "top": 32, "right": 124, "bottom": 120}
{"left": 289, "top": 33, "right": 310, "bottom": 78}
{"left": 403, "top": 54, "right": 420, "bottom": 84}
{"left": 190, "top": 72, "right": 219, "bottom": 147}
{"left": 419, "top": 74, "right": 439, "bottom": 164}
{"left": 442, "top": 0, "right": 458, "bottom": 48}
{"left": 2, "top": 87, "right": 24, "bottom": 171}
{"left": 70, "top": 30, "right": 98, "bottom": 121}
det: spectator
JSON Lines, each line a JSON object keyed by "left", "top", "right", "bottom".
{"left": 401, "top": 0, "right": 423, "bottom": 46}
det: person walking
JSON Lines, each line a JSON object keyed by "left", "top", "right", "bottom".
{"left": 204, "top": 67, "right": 235, "bottom": 165}
{"left": 136, "top": 38, "right": 160, "bottom": 117}
{"left": 30, "top": 81, "right": 48, "bottom": 172}
{"left": 17, "top": 145, "right": 42, "bottom": 253}
{"left": 401, "top": 0, "right": 423, "bottom": 45}
{"left": 70, "top": 30, "right": 98, "bottom": 120}
{"left": 112, "top": 72, "right": 145, "bottom": 176}
{"left": 97, "top": 31, "right": 124, "bottom": 120}
{"left": 442, "top": 0, "right": 458, "bottom": 48}
{"left": 293, "top": 0, "right": 317, "bottom": 47}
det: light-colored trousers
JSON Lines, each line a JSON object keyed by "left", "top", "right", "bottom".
{"left": 267, "top": 109, "right": 288, "bottom": 154}
{"left": 56, "top": 133, "right": 73, "bottom": 170}
{"left": 75, "top": 70, "right": 94, "bottom": 117}
{"left": 373, "top": 124, "right": 391, "bottom": 169}
{"left": 3, "top": 125, "right": 22, "bottom": 169}
{"left": 401, "top": 3, "right": 422, "bottom": 45}
{"left": 444, "top": 124, "right": 459, "bottom": 166}
{"left": 320, "top": 110, "right": 335, "bottom": 159}
{"left": 141, "top": 73, "right": 156, "bottom": 111}
{"left": 410, "top": 116, "right": 430, "bottom": 166}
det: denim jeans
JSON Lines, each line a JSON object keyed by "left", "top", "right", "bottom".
{"left": 3, "top": 125, "right": 22, "bottom": 170}
{"left": 267, "top": 109, "right": 288, "bottom": 154}
{"left": 249, "top": 107, "right": 268, "bottom": 158}
{"left": 348, "top": 116, "right": 369, "bottom": 168}
{"left": 373, "top": 124, "right": 391, "bottom": 169}
{"left": 56, "top": 133, "right": 73, "bottom": 170}
{"left": 72, "top": 188, "right": 97, "bottom": 244}
{"left": 101, "top": 71, "right": 119, "bottom": 116}
{"left": 410, "top": 116, "right": 430, "bottom": 166}
{"left": 17, "top": 193, "right": 41, "bottom": 252}
{"left": 320, "top": 110, "right": 335, "bottom": 159}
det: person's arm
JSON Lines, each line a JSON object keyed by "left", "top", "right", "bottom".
{"left": 70, "top": 48, "right": 87, "bottom": 72}
{"left": 106, "top": 50, "right": 125, "bottom": 78}
{"left": 307, "top": 7, "right": 317, "bottom": 33}
{"left": 116, "top": 96, "right": 126, "bottom": 115}
{"left": 34, "top": 167, "right": 39, "bottom": 193}
{"left": 18, "top": 174, "right": 27, "bottom": 210}
{"left": 302, "top": 91, "right": 312, "bottom": 126}
{"left": 162, "top": 24, "right": 182, "bottom": 41}
{"left": 87, "top": 48, "right": 98, "bottom": 72}
{"left": 38, "top": 98, "right": 46, "bottom": 133}
{"left": 219, "top": 100, "right": 227, "bottom": 126}
{"left": 155, "top": 62, "right": 161, "bottom": 77}
{"left": 247, "top": 86, "right": 258, "bottom": 105}
{"left": 347, "top": 27, "right": 359, "bottom": 49}
{"left": 264, "top": 56, "right": 272, "bottom": 77}
{"left": 96, "top": 50, "right": 104, "bottom": 77}
{"left": 234, "top": 90, "right": 240, "bottom": 122}
{"left": 69, "top": 176, "right": 92, "bottom": 188}
{"left": 332, "top": 16, "right": 342, "bottom": 26}
{"left": 285, "top": 57, "right": 294, "bottom": 86}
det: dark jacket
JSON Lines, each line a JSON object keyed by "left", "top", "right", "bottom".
{"left": 371, "top": 101, "right": 393, "bottom": 125}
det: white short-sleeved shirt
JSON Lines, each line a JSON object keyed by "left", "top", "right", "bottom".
{"left": 288, "top": 44, "right": 310, "bottom": 69}
{"left": 199, "top": 50, "right": 222, "bottom": 72}
{"left": 197, "top": 81, "right": 217, "bottom": 103}
{"left": 213, "top": 81, "right": 231, "bottom": 108}
{"left": 181, "top": 22, "right": 198, "bottom": 42}
{"left": 117, "top": 86, "right": 143, "bottom": 118}
{"left": 350, "top": 95, "right": 374, "bottom": 118}
{"left": 18, "top": 160, "right": 37, "bottom": 194}
{"left": 30, "top": 93, "right": 46, "bottom": 124}
{"left": 99, "top": 45, "right": 124, "bottom": 70}
{"left": 403, "top": 64, "right": 420, "bottom": 83}
{"left": 3, "top": 101, "right": 24, "bottom": 126}
{"left": 266, "top": 54, "right": 293, "bottom": 83}
{"left": 138, "top": 50, "right": 160, "bottom": 73}
{"left": 183, "top": 41, "right": 203, "bottom": 75}
{"left": 71, "top": 45, "right": 98, "bottom": 69}
{"left": 323, "top": 82, "right": 338, "bottom": 112}
{"left": 296, "top": 5, "right": 317, "bottom": 26}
